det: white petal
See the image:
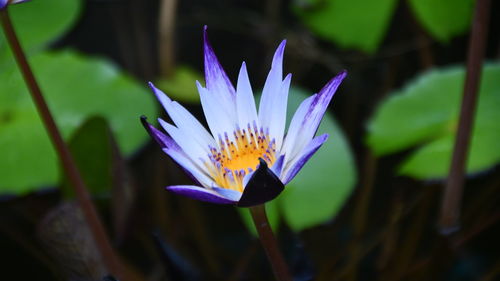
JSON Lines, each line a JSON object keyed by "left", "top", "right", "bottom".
{"left": 281, "top": 70, "right": 346, "bottom": 166}
{"left": 203, "top": 27, "right": 237, "bottom": 116}
{"left": 281, "top": 94, "right": 317, "bottom": 165}
{"left": 212, "top": 186, "right": 243, "bottom": 201}
{"left": 150, "top": 83, "right": 216, "bottom": 149}
{"left": 158, "top": 119, "right": 209, "bottom": 161}
{"left": 197, "top": 81, "right": 236, "bottom": 145}
{"left": 236, "top": 62, "right": 258, "bottom": 128}
{"left": 272, "top": 74, "right": 291, "bottom": 149}
{"left": 163, "top": 147, "right": 214, "bottom": 188}
{"left": 258, "top": 40, "right": 288, "bottom": 149}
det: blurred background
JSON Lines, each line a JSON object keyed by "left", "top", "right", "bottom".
{"left": 0, "top": 0, "right": 499, "bottom": 280}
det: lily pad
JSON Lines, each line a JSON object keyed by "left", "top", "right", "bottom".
{"left": 408, "top": 0, "right": 473, "bottom": 43}
{"left": 0, "top": 0, "right": 82, "bottom": 66}
{"left": 293, "top": 0, "right": 398, "bottom": 53}
{"left": 62, "top": 117, "right": 114, "bottom": 198}
{"left": 0, "top": 50, "right": 157, "bottom": 194}
{"left": 155, "top": 66, "right": 203, "bottom": 104}
{"left": 367, "top": 63, "right": 500, "bottom": 179}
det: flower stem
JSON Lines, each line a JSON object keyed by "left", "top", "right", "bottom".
{"left": 438, "top": 0, "right": 491, "bottom": 234}
{"left": 249, "top": 204, "right": 292, "bottom": 281}
{"left": 0, "top": 7, "right": 124, "bottom": 279}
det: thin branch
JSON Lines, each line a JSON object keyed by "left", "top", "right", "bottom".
{"left": 438, "top": 0, "right": 491, "bottom": 234}
{"left": 0, "top": 7, "right": 125, "bottom": 280}
{"left": 158, "top": 0, "right": 177, "bottom": 77}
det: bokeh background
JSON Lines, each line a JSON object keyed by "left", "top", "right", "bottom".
{"left": 0, "top": 0, "right": 499, "bottom": 280}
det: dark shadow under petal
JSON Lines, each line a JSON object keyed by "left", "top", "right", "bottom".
{"left": 237, "top": 159, "right": 285, "bottom": 207}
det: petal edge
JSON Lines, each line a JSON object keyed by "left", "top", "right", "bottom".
{"left": 167, "top": 185, "right": 237, "bottom": 204}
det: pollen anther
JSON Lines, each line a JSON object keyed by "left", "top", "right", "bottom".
{"left": 205, "top": 123, "right": 276, "bottom": 191}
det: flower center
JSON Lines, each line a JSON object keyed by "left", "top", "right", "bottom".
{"left": 205, "top": 123, "right": 276, "bottom": 192}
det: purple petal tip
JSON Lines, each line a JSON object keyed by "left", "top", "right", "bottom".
{"left": 148, "top": 81, "right": 159, "bottom": 93}
{"left": 338, "top": 70, "right": 348, "bottom": 79}
{"left": 319, "top": 133, "right": 329, "bottom": 142}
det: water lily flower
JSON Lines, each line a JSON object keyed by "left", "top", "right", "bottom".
{"left": 0, "top": 0, "right": 29, "bottom": 9}
{"left": 142, "top": 27, "right": 346, "bottom": 207}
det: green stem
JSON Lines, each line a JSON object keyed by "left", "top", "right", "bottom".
{"left": 0, "top": 7, "right": 124, "bottom": 279}
{"left": 249, "top": 204, "right": 292, "bottom": 281}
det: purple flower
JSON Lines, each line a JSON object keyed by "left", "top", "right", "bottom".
{"left": 0, "top": 0, "right": 29, "bottom": 9}
{"left": 142, "top": 26, "right": 346, "bottom": 207}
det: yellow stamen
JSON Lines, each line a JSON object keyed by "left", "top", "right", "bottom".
{"left": 205, "top": 123, "right": 276, "bottom": 192}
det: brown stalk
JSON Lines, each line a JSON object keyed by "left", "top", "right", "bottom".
{"left": 158, "top": 0, "right": 177, "bottom": 77}
{"left": 250, "top": 204, "right": 292, "bottom": 281}
{"left": 0, "top": 7, "right": 125, "bottom": 280}
{"left": 438, "top": 0, "right": 491, "bottom": 233}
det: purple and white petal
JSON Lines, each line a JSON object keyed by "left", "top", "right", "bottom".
{"left": 166, "top": 185, "right": 237, "bottom": 204}
{"left": 258, "top": 40, "right": 287, "bottom": 148}
{"left": 236, "top": 62, "right": 259, "bottom": 128}
{"left": 158, "top": 119, "right": 209, "bottom": 161}
{"left": 163, "top": 148, "right": 214, "bottom": 188}
{"left": 149, "top": 82, "right": 216, "bottom": 149}
{"left": 1, "top": 0, "right": 28, "bottom": 8}
{"left": 197, "top": 81, "right": 236, "bottom": 144}
{"left": 282, "top": 134, "right": 329, "bottom": 185}
{"left": 282, "top": 71, "right": 346, "bottom": 164}
{"left": 280, "top": 94, "right": 316, "bottom": 164}
{"left": 270, "top": 154, "right": 285, "bottom": 179}
{"left": 212, "top": 186, "right": 243, "bottom": 201}
{"left": 141, "top": 116, "right": 180, "bottom": 151}
{"left": 203, "top": 26, "right": 237, "bottom": 121}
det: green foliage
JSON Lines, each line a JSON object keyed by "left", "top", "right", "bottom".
{"left": 62, "top": 117, "right": 113, "bottom": 198}
{"left": 0, "top": 0, "right": 82, "bottom": 65}
{"left": 240, "top": 87, "right": 357, "bottom": 233}
{"left": 367, "top": 63, "right": 500, "bottom": 179}
{"left": 0, "top": 51, "right": 157, "bottom": 194}
{"left": 408, "top": 0, "right": 474, "bottom": 42}
{"left": 293, "top": 0, "right": 398, "bottom": 53}
{"left": 155, "top": 66, "right": 203, "bottom": 103}
{"left": 293, "top": 0, "right": 474, "bottom": 53}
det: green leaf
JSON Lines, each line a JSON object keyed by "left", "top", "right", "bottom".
{"left": 0, "top": 50, "right": 157, "bottom": 194}
{"left": 62, "top": 117, "right": 113, "bottom": 198}
{"left": 408, "top": 0, "right": 474, "bottom": 42}
{"left": 0, "top": 0, "right": 82, "bottom": 65}
{"left": 155, "top": 66, "right": 203, "bottom": 104}
{"left": 293, "top": 0, "right": 398, "bottom": 53}
{"left": 367, "top": 63, "right": 500, "bottom": 179}
{"left": 278, "top": 87, "right": 357, "bottom": 231}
